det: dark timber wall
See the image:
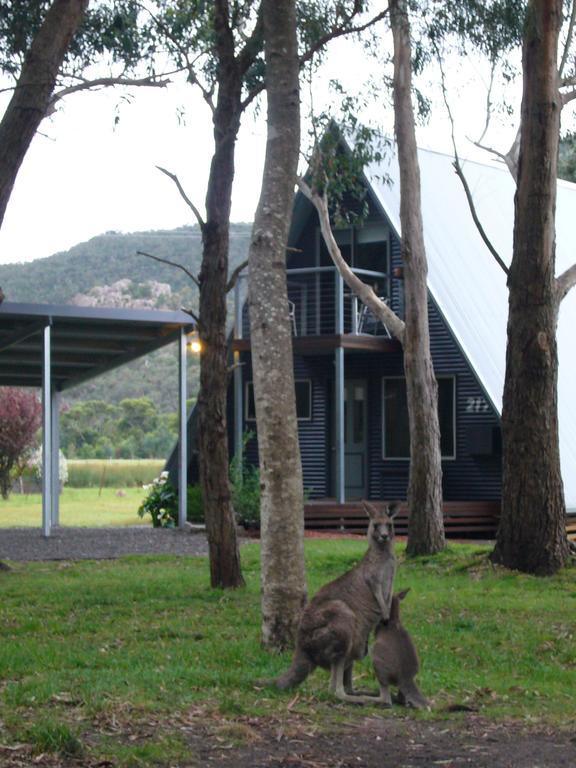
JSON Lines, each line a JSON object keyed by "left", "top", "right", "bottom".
{"left": 228, "top": 189, "right": 502, "bottom": 504}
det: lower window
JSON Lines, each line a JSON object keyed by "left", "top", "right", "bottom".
{"left": 382, "top": 376, "right": 455, "bottom": 459}
{"left": 246, "top": 379, "right": 312, "bottom": 421}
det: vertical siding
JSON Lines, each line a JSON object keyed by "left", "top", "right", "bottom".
{"left": 235, "top": 352, "right": 331, "bottom": 499}
{"left": 379, "top": 228, "right": 502, "bottom": 502}
{"left": 228, "top": 188, "right": 502, "bottom": 506}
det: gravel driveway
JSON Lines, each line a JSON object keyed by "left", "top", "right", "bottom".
{"left": 0, "top": 526, "right": 212, "bottom": 562}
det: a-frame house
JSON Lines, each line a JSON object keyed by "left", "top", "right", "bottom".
{"left": 171, "top": 142, "right": 576, "bottom": 536}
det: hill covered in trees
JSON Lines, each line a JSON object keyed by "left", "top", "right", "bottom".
{"left": 0, "top": 223, "right": 252, "bottom": 414}
{"left": 0, "top": 223, "right": 251, "bottom": 306}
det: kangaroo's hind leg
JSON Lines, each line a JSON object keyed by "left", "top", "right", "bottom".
{"left": 330, "top": 659, "right": 388, "bottom": 705}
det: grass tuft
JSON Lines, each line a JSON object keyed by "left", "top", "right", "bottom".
{"left": 23, "top": 720, "right": 84, "bottom": 758}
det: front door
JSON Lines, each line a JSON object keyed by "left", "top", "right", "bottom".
{"left": 344, "top": 379, "right": 367, "bottom": 499}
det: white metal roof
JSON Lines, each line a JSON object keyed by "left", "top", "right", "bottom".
{"left": 366, "top": 147, "right": 576, "bottom": 510}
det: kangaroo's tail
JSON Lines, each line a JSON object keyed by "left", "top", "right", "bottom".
{"left": 273, "top": 649, "right": 315, "bottom": 690}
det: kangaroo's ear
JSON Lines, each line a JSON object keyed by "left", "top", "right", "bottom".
{"left": 362, "top": 500, "right": 379, "bottom": 520}
{"left": 387, "top": 501, "right": 402, "bottom": 518}
{"left": 397, "top": 588, "right": 411, "bottom": 601}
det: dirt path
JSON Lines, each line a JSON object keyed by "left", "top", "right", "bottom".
{"left": 1, "top": 713, "right": 573, "bottom": 767}
{"left": 0, "top": 526, "right": 211, "bottom": 562}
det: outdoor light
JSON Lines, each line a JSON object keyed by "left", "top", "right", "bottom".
{"left": 187, "top": 330, "right": 202, "bottom": 354}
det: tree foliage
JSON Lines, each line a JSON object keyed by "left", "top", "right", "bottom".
{"left": 60, "top": 397, "right": 179, "bottom": 458}
{"left": 0, "top": 387, "right": 42, "bottom": 498}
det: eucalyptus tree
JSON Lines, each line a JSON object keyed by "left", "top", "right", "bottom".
{"left": 492, "top": 0, "right": 573, "bottom": 574}
{"left": 246, "top": 0, "right": 305, "bottom": 649}
{"left": 0, "top": 0, "right": 169, "bottom": 228}
{"left": 431, "top": 0, "right": 575, "bottom": 574}
{"left": 0, "top": 0, "right": 88, "bottom": 226}
{"left": 142, "top": 0, "right": 388, "bottom": 591}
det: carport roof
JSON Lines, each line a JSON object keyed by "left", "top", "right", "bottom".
{"left": 0, "top": 302, "right": 195, "bottom": 391}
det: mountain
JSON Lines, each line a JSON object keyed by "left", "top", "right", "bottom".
{"left": 0, "top": 224, "right": 252, "bottom": 412}
{"left": 0, "top": 223, "right": 251, "bottom": 306}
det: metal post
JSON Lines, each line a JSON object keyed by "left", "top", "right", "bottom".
{"left": 234, "top": 278, "right": 243, "bottom": 461}
{"left": 335, "top": 347, "right": 345, "bottom": 504}
{"left": 51, "top": 389, "right": 60, "bottom": 526}
{"left": 335, "top": 269, "right": 344, "bottom": 335}
{"left": 42, "top": 324, "right": 52, "bottom": 537}
{"left": 178, "top": 328, "right": 188, "bottom": 529}
{"left": 351, "top": 295, "right": 359, "bottom": 335}
{"left": 334, "top": 268, "right": 345, "bottom": 502}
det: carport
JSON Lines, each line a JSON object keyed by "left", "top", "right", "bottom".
{"left": 0, "top": 302, "right": 194, "bottom": 536}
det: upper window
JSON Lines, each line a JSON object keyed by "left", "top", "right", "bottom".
{"left": 246, "top": 380, "right": 312, "bottom": 421}
{"left": 382, "top": 377, "right": 455, "bottom": 459}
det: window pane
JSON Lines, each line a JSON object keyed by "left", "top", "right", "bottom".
{"left": 295, "top": 381, "right": 311, "bottom": 420}
{"left": 246, "top": 383, "right": 256, "bottom": 420}
{"left": 383, "top": 377, "right": 455, "bottom": 459}
{"left": 384, "top": 379, "right": 410, "bottom": 457}
{"left": 248, "top": 381, "right": 311, "bottom": 421}
{"left": 438, "top": 378, "right": 455, "bottom": 457}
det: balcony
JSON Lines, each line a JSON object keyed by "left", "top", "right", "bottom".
{"left": 232, "top": 266, "right": 400, "bottom": 354}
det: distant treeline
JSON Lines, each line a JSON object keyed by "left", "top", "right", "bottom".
{"left": 60, "top": 397, "right": 196, "bottom": 460}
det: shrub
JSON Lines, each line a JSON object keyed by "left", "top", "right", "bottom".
{"left": 230, "top": 439, "right": 260, "bottom": 529}
{"left": 138, "top": 475, "right": 204, "bottom": 527}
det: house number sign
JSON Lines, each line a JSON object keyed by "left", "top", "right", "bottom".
{"left": 466, "top": 396, "right": 490, "bottom": 414}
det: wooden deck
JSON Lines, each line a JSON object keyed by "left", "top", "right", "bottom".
{"left": 304, "top": 500, "right": 501, "bottom": 538}
{"left": 305, "top": 502, "right": 576, "bottom": 541}
{"left": 232, "top": 334, "right": 401, "bottom": 355}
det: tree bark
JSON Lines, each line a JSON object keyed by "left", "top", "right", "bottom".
{"left": 248, "top": 0, "right": 306, "bottom": 651}
{"left": 390, "top": 0, "right": 445, "bottom": 556}
{"left": 0, "top": 0, "right": 89, "bottom": 228}
{"left": 197, "top": 1, "right": 245, "bottom": 589}
{"left": 492, "top": 0, "right": 569, "bottom": 575}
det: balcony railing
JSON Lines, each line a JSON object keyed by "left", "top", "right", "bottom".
{"left": 234, "top": 266, "right": 391, "bottom": 340}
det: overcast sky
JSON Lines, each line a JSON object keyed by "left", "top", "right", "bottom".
{"left": 0, "top": 38, "right": 523, "bottom": 267}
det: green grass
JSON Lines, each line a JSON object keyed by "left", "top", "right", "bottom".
{"left": 67, "top": 459, "right": 165, "bottom": 488}
{"left": 0, "top": 542, "right": 574, "bottom": 766}
{"left": 0, "top": 487, "right": 146, "bottom": 527}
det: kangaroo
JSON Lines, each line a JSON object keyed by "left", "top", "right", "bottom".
{"left": 270, "top": 500, "right": 398, "bottom": 703}
{"left": 371, "top": 588, "right": 429, "bottom": 709}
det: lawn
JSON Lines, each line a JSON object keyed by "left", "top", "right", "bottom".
{"left": 0, "top": 543, "right": 574, "bottom": 766}
{"left": 0, "top": 487, "right": 146, "bottom": 528}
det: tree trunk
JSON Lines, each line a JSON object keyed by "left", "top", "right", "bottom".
{"left": 390, "top": 0, "right": 445, "bottom": 556}
{"left": 0, "top": 0, "right": 89, "bottom": 227}
{"left": 197, "top": 5, "right": 245, "bottom": 589}
{"left": 248, "top": 0, "right": 306, "bottom": 651}
{"left": 492, "top": 0, "right": 569, "bottom": 575}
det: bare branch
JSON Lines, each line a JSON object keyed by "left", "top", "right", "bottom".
{"left": 452, "top": 162, "right": 509, "bottom": 275}
{"left": 48, "top": 75, "right": 171, "bottom": 112}
{"left": 135, "top": 0, "right": 215, "bottom": 111}
{"left": 156, "top": 166, "right": 206, "bottom": 230}
{"left": 434, "top": 44, "right": 508, "bottom": 275}
{"left": 475, "top": 61, "right": 497, "bottom": 147}
{"left": 180, "top": 306, "right": 201, "bottom": 325}
{"left": 559, "top": 0, "right": 576, "bottom": 79}
{"left": 237, "top": 3, "right": 264, "bottom": 75}
{"left": 561, "top": 86, "right": 576, "bottom": 106}
{"left": 299, "top": 8, "right": 390, "bottom": 69}
{"left": 297, "top": 176, "right": 405, "bottom": 343}
{"left": 226, "top": 259, "right": 248, "bottom": 293}
{"left": 136, "top": 249, "right": 200, "bottom": 288}
{"left": 556, "top": 263, "right": 576, "bottom": 302}
{"left": 472, "top": 135, "right": 519, "bottom": 181}
{"left": 241, "top": 6, "right": 390, "bottom": 111}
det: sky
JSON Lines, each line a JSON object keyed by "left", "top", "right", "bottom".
{"left": 0, "top": 36, "right": 522, "bottom": 267}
